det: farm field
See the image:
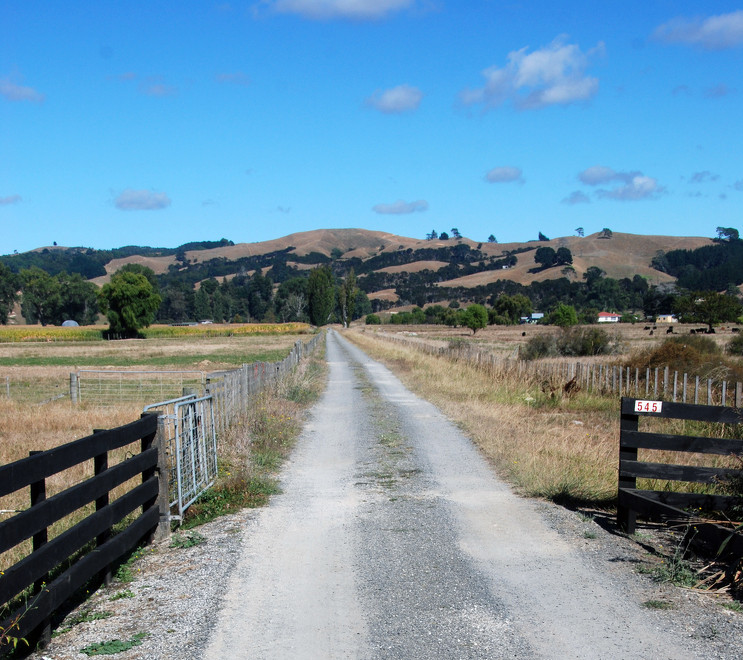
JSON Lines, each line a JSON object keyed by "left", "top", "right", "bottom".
{"left": 359, "top": 320, "right": 738, "bottom": 358}
{"left": 0, "top": 329, "right": 320, "bottom": 574}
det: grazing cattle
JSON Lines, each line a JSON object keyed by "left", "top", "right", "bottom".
{"left": 649, "top": 330, "right": 654, "bottom": 336}
{"left": 653, "top": 326, "right": 657, "bottom": 330}
{"left": 733, "top": 328, "right": 740, "bottom": 333}
{"left": 643, "top": 326, "right": 651, "bottom": 330}
{"left": 690, "top": 329, "right": 696, "bottom": 334}
{"left": 708, "top": 328, "right": 715, "bottom": 334}
{"left": 521, "top": 331, "right": 526, "bottom": 337}
{"left": 697, "top": 328, "right": 707, "bottom": 334}
{"left": 666, "top": 327, "right": 673, "bottom": 334}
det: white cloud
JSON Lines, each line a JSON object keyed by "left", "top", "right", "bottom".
{"left": 578, "top": 166, "right": 664, "bottom": 201}
{"left": 562, "top": 191, "right": 590, "bottom": 205}
{"left": 263, "top": 0, "right": 415, "bottom": 20}
{"left": 485, "top": 166, "right": 523, "bottom": 183}
{"left": 460, "top": 36, "right": 603, "bottom": 110}
{"left": 653, "top": 10, "right": 743, "bottom": 50}
{"left": 366, "top": 84, "right": 422, "bottom": 114}
{"left": 578, "top": 165, "right": 626, "bottom": 186}
{"left": 689, "top": 171, "right": 719, "bottom": 183}
{"left": 596, "top": 175, "right": 664, "bottom": 201}
{"left": 216, "top": 72, "right": 251, "bottom": 86}
{"left": 372, "top": 199, "right": 428, "bottom": 214}
{"left": 0, "top": 194, "right": 22, "bottom": 205}
{"left": 0, "top": 77, "right": 45, "bottom": 103}
{"left": 115, "top": 189, "right": 172, "bottom": 211}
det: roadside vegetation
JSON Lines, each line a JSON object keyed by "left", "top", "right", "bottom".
{"left": 344, "top": 325, "right": 743, "bottom": 507}
{"left": 182, "top": 346, "right": 326, "bottom": 527}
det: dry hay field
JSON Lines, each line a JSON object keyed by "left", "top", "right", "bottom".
{"left": 343, "top": 322, "right": 743, "bottom": 513}
{"left": 0, "top": 328, "right": 315, "bottom": 570}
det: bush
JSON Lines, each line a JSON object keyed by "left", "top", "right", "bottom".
{"left": 365, "top": 313, "right": 381, "bottom": 325}
{"left": 727, "top": 333, "right": 743, "bottom": 356}
{"left": 624, "top": 335, "right": 737, "bottom": 380}
{"left": 558, "top": 327, "right": 615, "bottom": 357}
{"left": 520, "top": 333, "right": 558, "bottom": 360}
{"left": 520, "top": 327, "right": 616, "bottom": 360}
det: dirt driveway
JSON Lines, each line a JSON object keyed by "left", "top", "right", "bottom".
{"left": 33, "top": 330, "right": 743, "bottom": 659}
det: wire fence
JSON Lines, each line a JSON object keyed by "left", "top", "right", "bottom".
{"left": 371, "top": 331, "right": 743, "bottom": 408}
{"left": 75, "top": 370, "right": 206, "bottom": 405}
{"left": 142, "top": 333, "right": 324, "bottom": 520}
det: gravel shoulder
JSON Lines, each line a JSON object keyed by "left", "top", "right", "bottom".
{"left": 31, "top": 330, "right": 743, "bottom": 659}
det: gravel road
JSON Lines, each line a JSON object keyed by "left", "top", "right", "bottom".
{"left": 33, "top": 329, "right": 743, "bottom": 660}
{"left": 203, "top": 330, "right": 739, "bottom": 659}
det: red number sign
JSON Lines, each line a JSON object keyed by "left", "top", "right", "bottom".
{"left": 634, "top": 400, "right": 663, "bottom": 414}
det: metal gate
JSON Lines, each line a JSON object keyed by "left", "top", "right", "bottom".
{"left": 144, "top": 394, "right": 218, "bottom": 521}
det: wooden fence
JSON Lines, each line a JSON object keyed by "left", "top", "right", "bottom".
{"left": 370, "top": 331, "right": 743, "bottom": 407}
{"left": 207, "top": 334, "right": 324, "bottom": 436}
{"left": 0, "top": 331, "right": 324, "bottom": 651}
{"left": 0, "top": 414, "right": 167, "bottom": 652}
{"left": 618, "top": 397, "right": 743, "bottom": 557}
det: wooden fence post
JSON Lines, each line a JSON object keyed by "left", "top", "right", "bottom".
{"left": 617, "top": 405, "right": 638, "bottom": 534}
{"left": 93, "top": 430, "right": 112, "bottom": 585}
{"left": 140, "top": 414, "right": 160, "bottom": 545}
{"left": 69, "top": 372, "right": 78, "bottom": 405}
{"left": 154, "top": 415, "right": 171, "bottom": 541}
{"left": 29, "top": 450, "right": 51, "bottom": 648}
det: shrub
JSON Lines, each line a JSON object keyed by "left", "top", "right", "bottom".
{"left": 520, "top": 327, "right": 616, "bottom": 360}
{"left": 623, "top": 335, "right": 742, "bottom": 381}
{"left": 365, "top": 313, "right": 381, "bottom": 325}
{"left": 727, "top": 333, "right": 743, "bottom": 356}
{"left": 520, "top": 333, "right": 558, "bottom": 360}
{"left": 558, "top": 327, "right": 615, "bottom": 357}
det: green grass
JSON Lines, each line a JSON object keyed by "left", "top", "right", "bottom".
{"left": 169, "top": 531, "right": 206, "bottom": 549}
{"left": 80, "top": 632, "right": 149, "bottom": 656}
{"left": 0, "top": 349, "right": 290, "bottom": 368}
{"left": 722, "top": 602, "right": 743, "bottom": 613}
{"left": 642, "top": 599, "right": 675, "bottom": 610}
{"left": 54, "top": 610, "right": 114, "bottom": 636}
{"left": 181, "top": 475, "right": 282, "bottom": 529}
{"left": 107, "top": 590, "right": 134, "bottom": 602}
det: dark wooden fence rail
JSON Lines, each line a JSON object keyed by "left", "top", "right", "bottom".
{"left": 618, "top": 397, "right": 743, "bottom": 557}
{"left": 0, "top": 413, "right": 163, "bottom": 650}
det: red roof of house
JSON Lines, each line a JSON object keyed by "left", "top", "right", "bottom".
{"left": 598, "top": 312, "right": 620, "bottom": 317}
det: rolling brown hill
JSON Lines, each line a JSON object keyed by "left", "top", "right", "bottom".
{"left": 84, "top": 228, "right": 711, "bottom": 293}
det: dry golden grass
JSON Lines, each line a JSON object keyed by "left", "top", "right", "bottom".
{"left": 344, "top": 326, "right": 742, "bottom": 510}
{"left": 345, "top": 328, "right": 620, "bottom": 503}
{"left": 0, "top": 400, "right": 144, "bottom": 571}
{"left": 0, "top": 332, "right": 317, "bottom": 573}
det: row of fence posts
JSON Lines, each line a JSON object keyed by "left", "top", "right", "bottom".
{"left": 374, "top": 332, "right": 743, "bottom": 408}
{"left": 206, "top": 334, "right": 324, "bottom": 437}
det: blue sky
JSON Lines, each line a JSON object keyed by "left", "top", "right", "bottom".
{"left": 2, "top": 1, "right": 742, "bottom": 254}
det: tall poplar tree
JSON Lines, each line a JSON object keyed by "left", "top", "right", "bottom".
{"left": 307, "top": 265, "right": 335, "bottom": 326}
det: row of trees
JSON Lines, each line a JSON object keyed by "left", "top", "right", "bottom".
{"left": 369, "top": 290, "right": 742, "bottom": 333}
{"left": 0, "top": 261, "right": 369, "bottom": 333}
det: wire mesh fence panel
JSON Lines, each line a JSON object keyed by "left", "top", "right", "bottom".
{"left": 172, "top": 396, "right": 218, "bottom": 519}
{"left": 77, "top": 370, "right": 205, "bottom": 405}
{"left": 143, "top": 394, "right": 217, "bottom": 520}
{"left": 1, "top": 373, "right": 70, "bottom": 404}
